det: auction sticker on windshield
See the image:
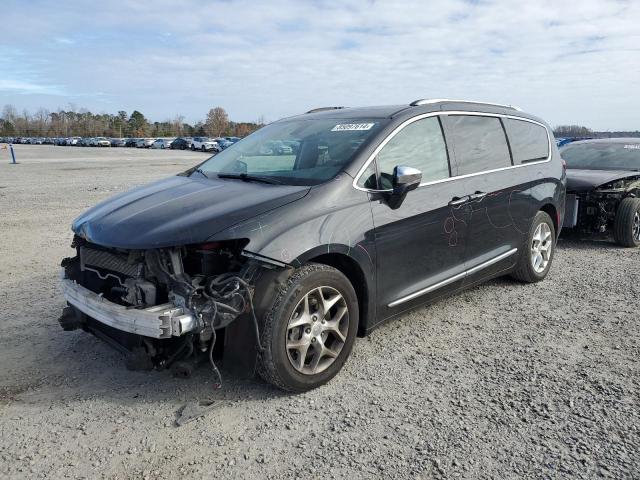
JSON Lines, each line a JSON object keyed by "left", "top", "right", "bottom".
{"left": 331, "top": 123, "right": 375, "bottom": 132}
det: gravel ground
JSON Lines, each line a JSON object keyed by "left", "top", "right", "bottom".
{"left": 0, "top": 145, "right": 638, "bottom": 479}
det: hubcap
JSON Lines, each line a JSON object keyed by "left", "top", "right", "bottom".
{"left": 531, "top": 222, "right": 553, "bottom": 274}
{"left": 286, "top": 286, "right": 349, "bottom": 375}
{"left": 633, "top": 211, "right": 640, "bottom": 241}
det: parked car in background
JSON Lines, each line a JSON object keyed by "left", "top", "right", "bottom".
{"left": 191, "top": 137, "right": 219, "bottom": 152}
{"left": 561, "top": 138, "right": 640, "bottom": 247}
{"left": 216, "top": 138, "right": 234, "bottom": 150}
{"left": 169, "top": 137, "right": 190, "bottom": 150}
{"left": 136, "top": 138, "right": 156, "bottom": 148}
{"left": 59, "top": 99, "right": 565, "bottom": 391}
{"left": 68, "top": 137, "right": 81, "bottom": 146}
{"left": 110, "top": 138, "right": 127, "bottom": 147}
{"left": 125, "top": 138, "right": 138, "bottom": 147}
{"left": 151, "top": 138, "right": 175, "bottom": 149}
{"left": 94, "top": 137, "right": 111, "bottom": 147}
{"left": 225, "top": 136, "right": 241, "bottom": 143}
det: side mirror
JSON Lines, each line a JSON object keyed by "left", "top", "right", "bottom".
{"left": 388, "top": 165, "right": 422, "bottom": 209}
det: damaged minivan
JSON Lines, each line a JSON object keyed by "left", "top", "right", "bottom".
{"left": 60, "top": 99, "right": 565, "bottom": 391}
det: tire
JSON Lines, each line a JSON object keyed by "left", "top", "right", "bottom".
{"left": 190, "top": 145, "right": 195, "bottom": 151}
{"left": 201, "top": 146, "right": 206, "bottom": 152}
{"left": 161, "top": 144, "right": 165, "bottom": 149}
{"left": 614, "top": 197, "right": 640, "bottom": 247}
{"left": 257, "top": 263, "right": 359, "bottom": 392}
{"left": 511, "top": 211, "right": 556, "bottom": 283}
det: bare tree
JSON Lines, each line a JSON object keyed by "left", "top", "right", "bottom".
{"left": 172, "top": 114, "right": 185, "bottom": 136}
{"left": 205, "top": 107, "right": 229, "bottom": 137}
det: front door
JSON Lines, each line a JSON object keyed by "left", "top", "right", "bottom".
{"left": 358, "top": 115, "right": 468, "bottom": 319}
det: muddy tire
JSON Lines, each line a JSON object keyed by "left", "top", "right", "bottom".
{"left": 257, "top": 263, "right": 358, "bottom": 392}
{"left": 511, "top": 211, "right": 556, "bottom": 283}
{"left": 613, "top": 197, "right": 640, "bottom": 247}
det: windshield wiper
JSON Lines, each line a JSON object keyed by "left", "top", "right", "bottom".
{"left": 195, "top": 168, "right": 209, "bottom": 178}
{"left": 217, "top": 173, "right": 281, "bottom": 184}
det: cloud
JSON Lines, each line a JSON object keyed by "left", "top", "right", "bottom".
{"left": 0, "top": 0, "right": 639, "bottom": 129}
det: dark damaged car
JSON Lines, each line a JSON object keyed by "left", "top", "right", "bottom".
{"left": 59, "top": 99, "right": 565, "bottom": 392}
{"left": 561, "top": 138, "right": 640, "bottom": 247}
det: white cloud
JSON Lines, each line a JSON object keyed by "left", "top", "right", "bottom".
{"left": 0, "top": 0, "right": 639, "bottom": 129}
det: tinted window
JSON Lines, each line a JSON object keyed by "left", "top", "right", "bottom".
{"left": 376, "top": 116, "right": 450, "bottom": 189}
{"left": 504, "top": 118, "right": 549, "bottom": 164}
{"left": 447, "top": 115, "right": 511, "bottom": 175}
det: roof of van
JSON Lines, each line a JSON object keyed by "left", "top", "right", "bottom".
{"left": 289, "top": 99, "right": 544, "bottom": 123}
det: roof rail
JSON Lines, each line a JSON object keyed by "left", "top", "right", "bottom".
{"left": 409, "top": 98, "right": 522, "bottom": 111}
{"left": 305, "top": 106, "right": 346, "bottom": 114}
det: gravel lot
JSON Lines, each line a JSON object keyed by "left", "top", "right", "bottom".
{"left": 0, "top": 145, "right": 638, "bottom": 479}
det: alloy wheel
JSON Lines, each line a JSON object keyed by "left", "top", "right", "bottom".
{"left": 633, "top": 210, "right": 640, "bottom": 241}
{"left": 286, "top": 286, "right": 349, "bottom": 375}
{"left": 531, "top": 222, "right": 553, "bottom": 273}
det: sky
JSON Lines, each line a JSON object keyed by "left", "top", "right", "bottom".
{"left": 1, "top": 0, "right": 639, "bottom": 130}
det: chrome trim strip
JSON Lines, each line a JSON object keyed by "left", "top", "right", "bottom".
{"left": 410, "top": 98, "right": 522, "bottom": 111}
{"left": 352, "top": 110, "right": 552, "bottom": 193}
{"left": 387, "top": 248, "right": 518, "bottom": 308}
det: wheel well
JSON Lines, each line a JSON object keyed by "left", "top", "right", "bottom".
{"left": 540, "top": 203, "right": 558, "bottom": 235}
{"left": 309, "top": 253, "right": 368, "bottom": 336}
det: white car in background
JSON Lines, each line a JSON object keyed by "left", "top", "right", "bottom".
{"left": 94, "top": 137, "right": 111, "bottom": 147}
{"left": 151, "top": 138, "right": 175, "bottom": 149}
{"left": 191, "top": 137, "right": 219, "bottom": 152}
{"left": 68, "top": 137, "right": 81, "bottom": 146}
{"left": 136, "top": 138, "right": 156, "bottom": 148}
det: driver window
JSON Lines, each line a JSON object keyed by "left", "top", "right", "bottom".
{"left": 376, "top": 116, "right": 450, "bottom": 189}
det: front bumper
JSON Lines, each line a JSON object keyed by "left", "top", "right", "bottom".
{"left": 60, "top": 273, "right": 198, "bottom": 339}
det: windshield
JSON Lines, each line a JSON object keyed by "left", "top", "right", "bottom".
{"left": 561, "top": 142, "right": 640, "bottom": 171}
{"left": 196, "top": 118, "right": 386, "bottom": 185}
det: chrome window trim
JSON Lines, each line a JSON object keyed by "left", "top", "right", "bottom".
{"left": 352, "top": 110, "right": 552, "bottom": 193}
{"left": 387, "top": 248, "right": 518, "bottom": 308}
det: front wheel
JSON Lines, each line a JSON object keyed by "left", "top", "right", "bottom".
{"left": 258, "top": 263, "right": 358, "bottom": 392}
{"left": 511, "top": 211, "right": 556, "bottom": 283}
{"left": 613, "top": 197, "right": 640, "bottom": 247}
{"left": 190, "top": 145, "right": 195, "bottom": 151}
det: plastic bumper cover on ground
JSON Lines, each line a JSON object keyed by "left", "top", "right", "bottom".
{"left": 60, "top": 273, "right": 197, "bottom": 339}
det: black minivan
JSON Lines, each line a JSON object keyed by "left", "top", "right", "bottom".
{"left": 60, "top": 99, "right": 566, "bottom": 391}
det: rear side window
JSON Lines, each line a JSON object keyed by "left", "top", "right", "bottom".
{"left": 375, "top": 116, "right": 450, "bottom": 189}
{"left": 447, "top": 115, "right": 511, "bottom": 175}
{"left": 504, "top": 118, "right": 549, "bottom": 164}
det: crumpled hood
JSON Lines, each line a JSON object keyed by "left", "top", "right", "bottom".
{"left": 566, "top": 169, "right": 640, "bottom": 193}
{"left": 72, "top": 175, "right": 309, "bottom": 249}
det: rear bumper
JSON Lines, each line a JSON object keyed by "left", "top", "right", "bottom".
{"left": 60, "top": 272, "right": 198, "bottom": 339}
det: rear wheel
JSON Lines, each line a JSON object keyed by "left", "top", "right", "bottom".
{"left": 258, "top": 263, "right": 358, "bottom": 392}
{"left": 511, "top": 211, "right": 556, "bottom": 283}
{"left": 190, "top": 145, "right": 195, "bottom": 151}
{"left": 614, "top": 197, "right": 640, "bottom": 247}
{"left": 201, "top": 145, "right": 206, "bottom": 152}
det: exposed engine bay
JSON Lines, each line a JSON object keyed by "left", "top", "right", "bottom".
{"left": 564, "top": 176, "right": 640, "bottom": 233}
{"left": 59, "top": 235, "right": 287, "bottom": 384}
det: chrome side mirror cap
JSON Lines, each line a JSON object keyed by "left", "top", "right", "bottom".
{"left": 388, "top": 165, "right": 422, "bottom": 209}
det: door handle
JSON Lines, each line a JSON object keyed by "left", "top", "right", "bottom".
{"left": 448, "top": 195, "right": 469, "bottom": 206}
{"left": 469, "top": 191, "right": 487, "bottom": 201}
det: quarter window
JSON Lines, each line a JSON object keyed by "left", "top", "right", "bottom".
{"left": 375, "top": 116, "right": 450, "bottom": 189}
{"left": 503, "top": 118, "right": 549, "bottom": 164}
{"left": 447, "top": 115, "right": 511, "bottom": 175}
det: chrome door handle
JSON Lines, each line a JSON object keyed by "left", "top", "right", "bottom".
{"left": 448, "top": 195, "right": 469, "bottom": 206}
{"left": 469, "top": 191, "right": 487, "bottom": 201}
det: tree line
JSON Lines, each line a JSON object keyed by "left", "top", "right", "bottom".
{"left": 553, "top": 125, "right": 640, "bottom": 138}
{"left": 0, "top": 104, "right": 264, "bottom": 138}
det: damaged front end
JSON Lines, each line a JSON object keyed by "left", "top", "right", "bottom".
{"left": 564, "top": 176, "right": 640, "bottom": 234}
{"left": 59, "top": 236, "right": 286, "bottom": 381}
